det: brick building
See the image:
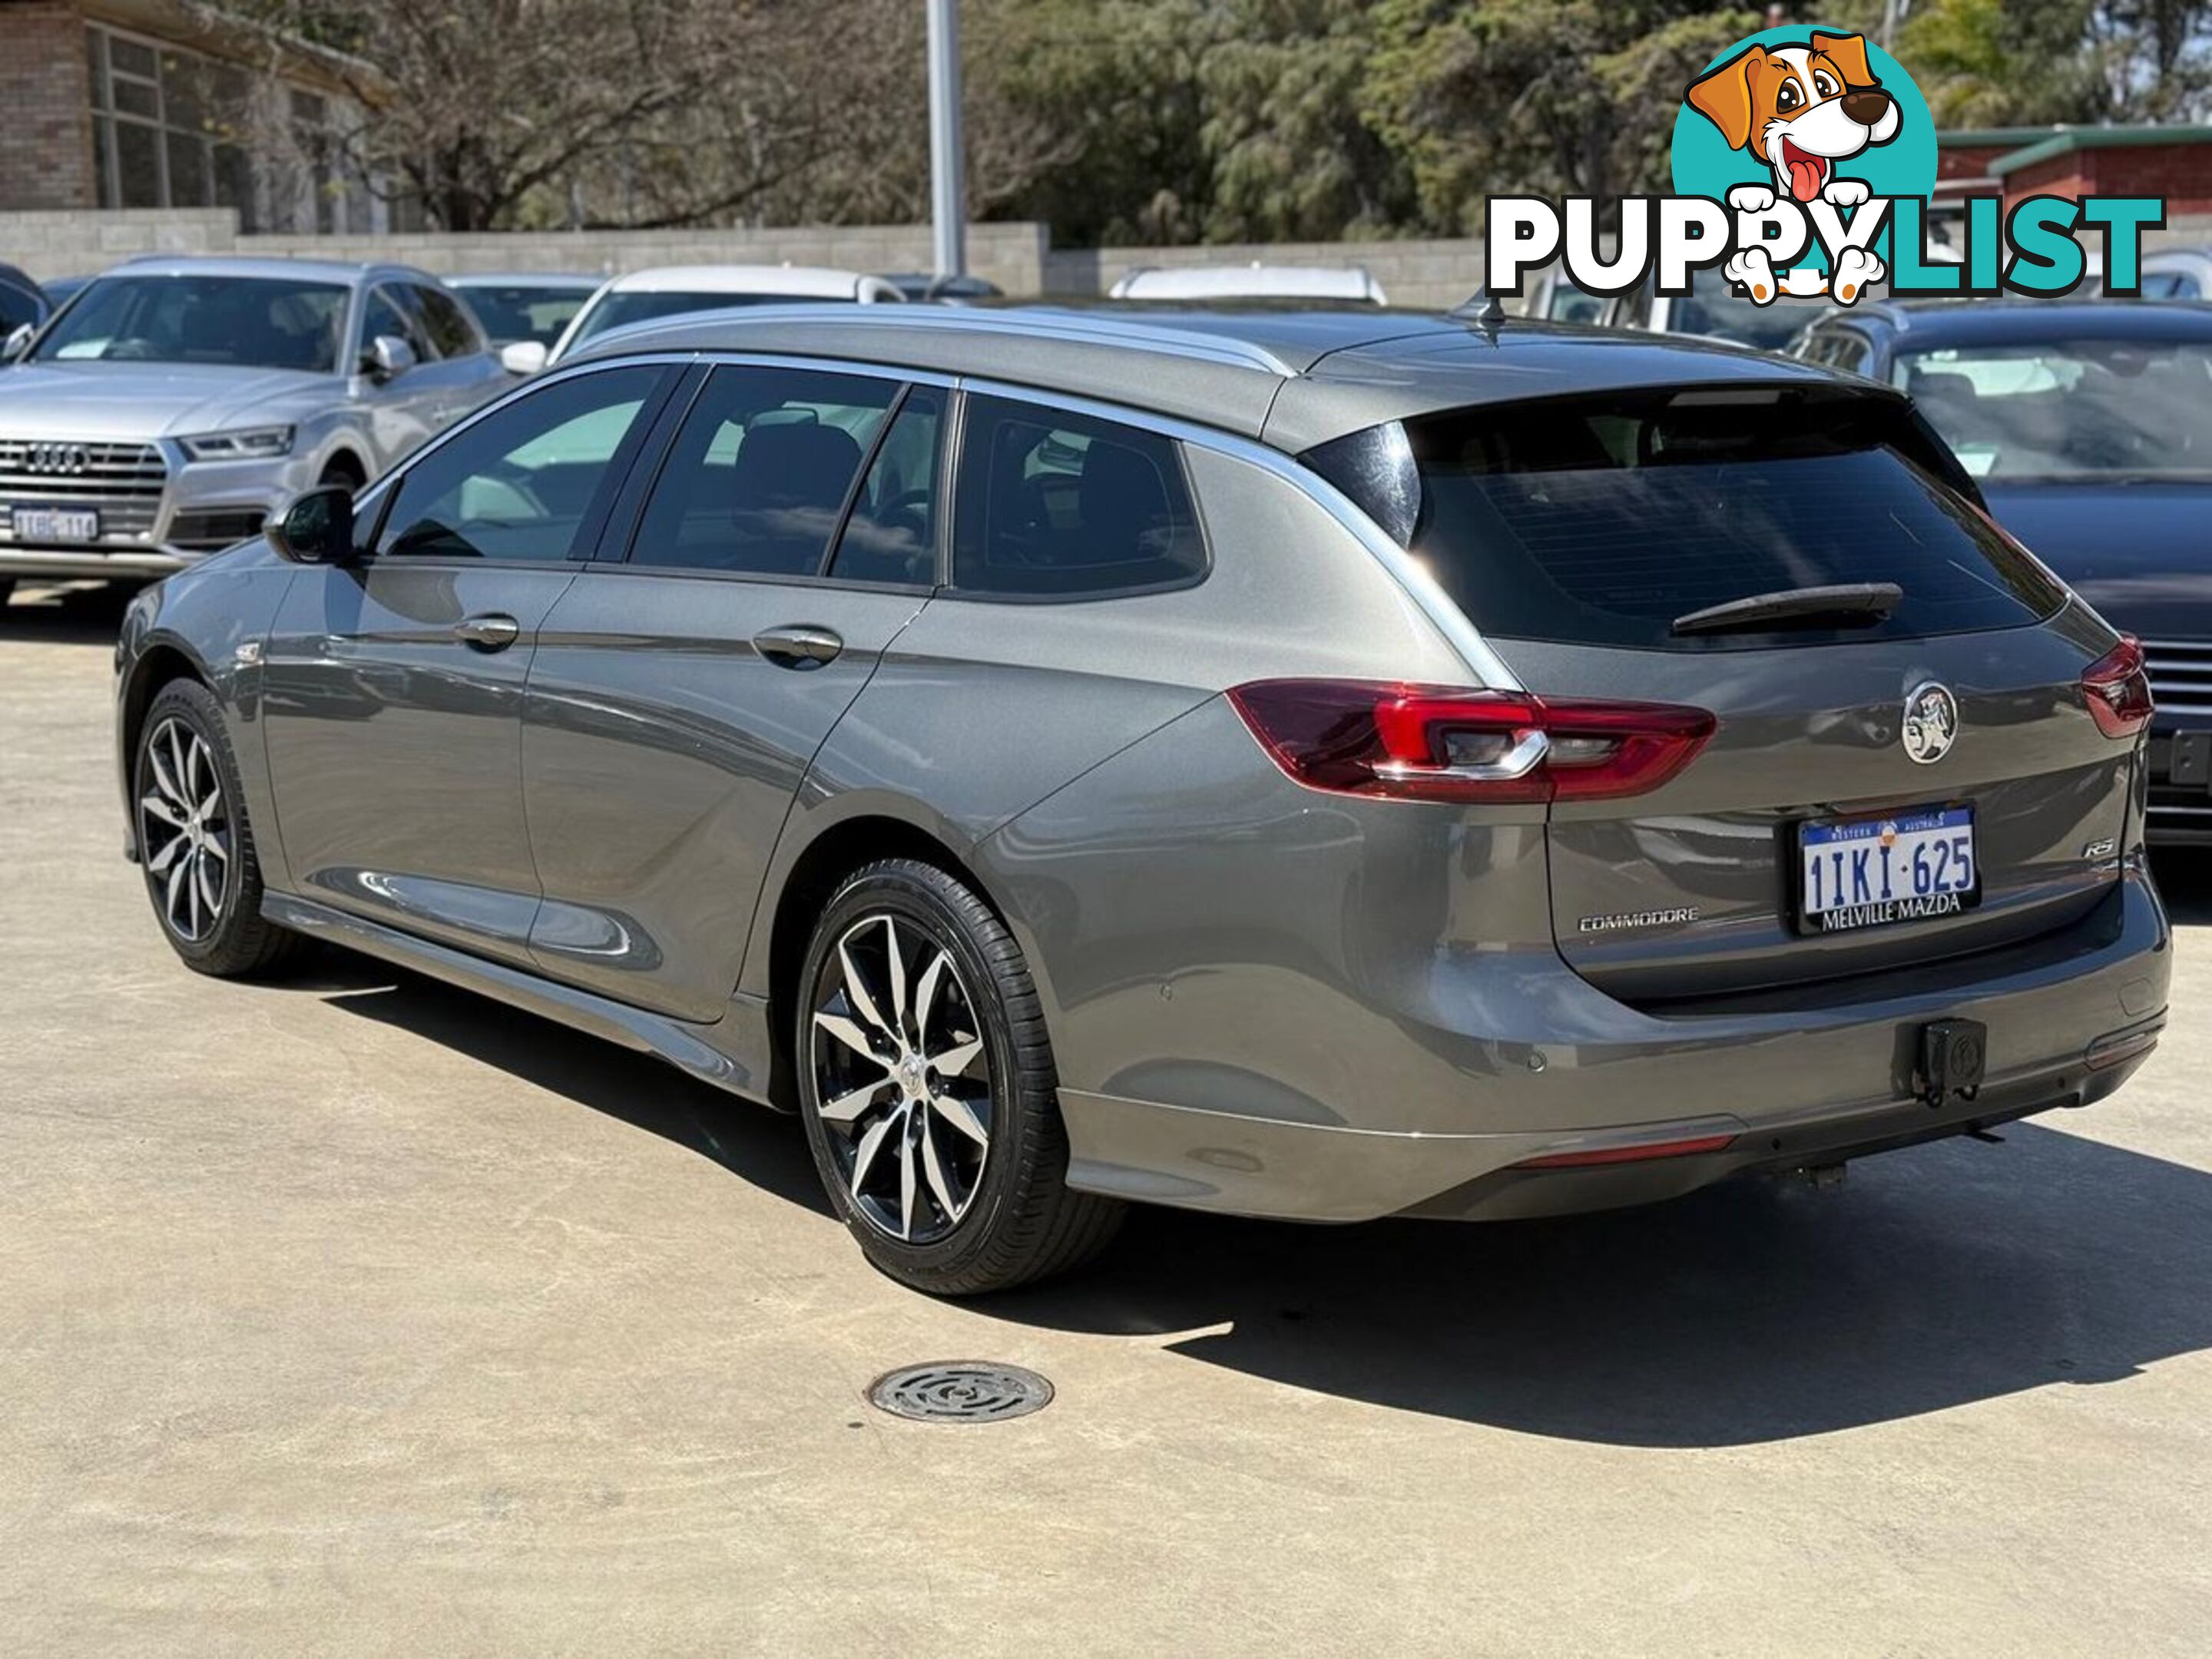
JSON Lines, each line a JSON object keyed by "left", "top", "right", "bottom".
{"left": 1937, "top": 124, "right": 2212, "bottom": 215}
{"left": 0, "top": 0, "right": 401, "bottom": 233}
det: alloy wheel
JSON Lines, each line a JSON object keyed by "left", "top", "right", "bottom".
{"left": 139, "top": 717, "right": 230, "bottom": 943}
{"left": 810, "top": 913, "right": 993, "bottom": 1244}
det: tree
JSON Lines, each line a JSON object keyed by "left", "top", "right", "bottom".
{"left": 233, "top": 0, "right": 779, "bottom": 230}
{"left": 2097, "top": 0, "right": 2212, "bottom": 118}
{"left": 1360, "top": 0, "right": 1761, "bottom": 233}
{"left": 1901, "top": 0, "right": 2111, "bottom": 126}
{"left": 1196, "top": 0, "right": 1416, "bottom": 241}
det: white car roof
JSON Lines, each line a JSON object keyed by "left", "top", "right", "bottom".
{"left": 602, "top": 265, "right": 889, "bottom": 299}
{"left": 1110, "top": 264, "right": 1387, "bottom": 303}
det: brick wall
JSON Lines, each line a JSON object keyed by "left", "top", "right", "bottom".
{"left": 1937, "top": 145, "right": 2008, "bottom": 184}
{"left": 2004, "top": 142, "right": 2212, "bottom": 217}
{"left": 0, "top": 4, "right": 95, "bottom": 212}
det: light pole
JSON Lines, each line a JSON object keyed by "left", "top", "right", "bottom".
{"left": 927, "top": 0, "right": 967, "bottom": 279}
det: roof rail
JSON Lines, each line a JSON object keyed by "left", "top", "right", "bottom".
{"left": 579, "top": 302, "right": 1300, "bottom": 378}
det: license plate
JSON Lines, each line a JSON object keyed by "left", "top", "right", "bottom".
{"left": 12, "top": 506, "right": 99, "bottom": 542}
{"left": 1798, "top": 805, "right": 1978, "bottom": 933}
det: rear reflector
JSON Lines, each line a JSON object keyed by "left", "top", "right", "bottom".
{"left": 1228, "top": 680, "right": 1716, "bottom": 805}
{"left": 1512, "top": 1134, "right": 1737, "bottom": 1170}
{"left": 2085, "top": 1025, "right": 2161, "bottom": 1071}
{"left": 2081, "top": 636, "right": 2154, "bottom": 740}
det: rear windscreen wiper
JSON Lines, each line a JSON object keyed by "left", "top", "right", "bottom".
{"left": 1671, "top": 581, "right": 1903, "bottom": 637}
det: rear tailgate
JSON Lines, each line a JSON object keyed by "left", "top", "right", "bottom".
{"left": 1306, "top": 379, "right": 2143, "bottom": 1005}
{"left": 1500, "top": 618, "right": 2131, "bottom": 1004}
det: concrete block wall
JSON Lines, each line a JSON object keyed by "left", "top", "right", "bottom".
{"left": 1045, "top": 236, "right": 1488, "bottom": 310}
{"left": 7, "top": 206, "right": 2206, "bottom": 301}
{"left": 1048, "top": 235, "right": 1486, "bottom": 310}
{"left": 239, "top": 220, "right": 1055, "bottom": 295}
{"left": 2, "top": 208, "right": 238, "bottom": 274}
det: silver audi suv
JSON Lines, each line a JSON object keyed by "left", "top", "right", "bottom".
{"left": 113, "top": 306, "right": 2171, "bottom": 1294}
{"left": 0, "top": 257, "right": 505, "bottom": 604}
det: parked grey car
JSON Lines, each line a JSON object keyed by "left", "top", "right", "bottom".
{"left": 113, "top": 306, "right": 2171, "bottom": 1294}
{"left": 0, "top": 257, "right": 505, "bottom": 601}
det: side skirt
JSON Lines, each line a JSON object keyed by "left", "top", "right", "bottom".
{"left": 262, "top": 892, "right": 779, "bottom": 1108}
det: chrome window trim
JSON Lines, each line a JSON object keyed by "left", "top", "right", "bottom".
{"left": 376, "top": 346, "right": 1525, "bottom": 690}
{"left": 953, "top": 373, "right": 1525, "bottom": 691}
{"left": 677, "top": 349, "right": 957, "bottom": 390}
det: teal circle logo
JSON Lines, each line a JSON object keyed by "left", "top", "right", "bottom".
{"left": 1671, "top": 27, "right": 1936, "bottom": 207}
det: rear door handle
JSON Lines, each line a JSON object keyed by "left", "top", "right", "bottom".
{"left": 453, "top": 613, "right": 521, "bottom": 651}
{"left": 753, "top": 624, "right": 843, "bottom": 669}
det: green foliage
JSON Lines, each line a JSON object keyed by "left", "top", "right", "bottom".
{"left": 1359, "top": 1, "right": 1761, "bottom": 233}
{"left": 1902, "top": 0, "right": 2109, "bottom": 125}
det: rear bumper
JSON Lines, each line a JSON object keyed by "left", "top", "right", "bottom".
{"left": 1058, "top": 869, "right": 2171, "bottom": 1223}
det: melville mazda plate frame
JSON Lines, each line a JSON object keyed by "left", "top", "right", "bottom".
{"left": 1792, "top": 802, "right": 1982, "bottom": 935}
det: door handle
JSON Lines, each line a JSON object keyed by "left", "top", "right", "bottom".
{"left": 453, "top": 613, "right": 521, "bottom": 651}
{"left": 753, "top": 624, "right": 844, "bottom": 669}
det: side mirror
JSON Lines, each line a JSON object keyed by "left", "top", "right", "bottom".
{"left": 499, "top": 339, "right": 548, "bottom": 376}
{"left": 362, "top": 334, "right": 418, "bottom": 382}
{"left": 266, "top": 484, "right": 356, "bottom": 565}
{"left": 1, "top": 324, "right": 32, "bottom": 363}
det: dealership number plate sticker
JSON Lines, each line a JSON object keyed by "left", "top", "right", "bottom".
{"left": 13, "top": 507, "right": 98, "bottom": 542}
{"left": 1798, "top": 806, "right": 1978, "bottom": 933}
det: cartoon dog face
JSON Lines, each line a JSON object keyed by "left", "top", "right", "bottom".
{"left": 1687, "top": 32, "right": 1900, "bottom": 203}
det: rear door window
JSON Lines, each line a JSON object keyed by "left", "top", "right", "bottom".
{"left": 626, "top": 363, "right": 896, "bottom": 575}
{"left": 826, "top": 386, "right": 945, "bottom": 587}
{"left": 1306, "top": 387, "right": 2065, "bottom": 652}
{"left": 951, "top": 395, "right": 1206, "bottom": 598}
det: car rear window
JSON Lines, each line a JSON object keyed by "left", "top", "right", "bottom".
{"left": 1306, "top": 386, "right": 2068, "bottom": 652}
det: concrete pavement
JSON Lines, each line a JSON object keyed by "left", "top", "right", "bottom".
{"left": 3, "top": 582, "right": 2208, "bottom": 1655}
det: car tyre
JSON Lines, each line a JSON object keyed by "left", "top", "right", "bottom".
{"left": 796, "top": 858, "right": 1123, "bottom": 1296}
{"left": 133, "top": 678, "right": 297, "bottom": 978}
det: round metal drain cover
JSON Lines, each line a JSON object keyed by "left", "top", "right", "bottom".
{"left": 867, "top": 1361, "right": 1053, "bottom": 1423}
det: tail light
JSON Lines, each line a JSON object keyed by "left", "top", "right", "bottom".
{"left": 1228, "top": 680, "right": 1716, "bottom": 805}
{"left": 2081, "top": 636, "right": 2153, "bottom": 740}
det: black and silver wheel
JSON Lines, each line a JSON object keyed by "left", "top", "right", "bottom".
{"left": 133, "top": 679, "right": 296, "bottom": 977}
{"left": 797, "top": 859, "right": 1122, "bottom": 1295}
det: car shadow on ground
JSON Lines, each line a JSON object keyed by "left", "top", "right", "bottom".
{"left": 309, "top": 958, "right": 833, "bottom": 1219}
{"left": 0, "top": 581, "right": 135, "bottom": 645}
{"left": 986, "top": 1118, "right": 2212, "bottom": 1446}
{"left": 305, "top": 948, "right": 2212, "bottom": 1450}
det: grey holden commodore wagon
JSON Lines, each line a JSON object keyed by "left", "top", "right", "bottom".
{"left": 114, "top": 305, "right": 2171, "bottom": 1294}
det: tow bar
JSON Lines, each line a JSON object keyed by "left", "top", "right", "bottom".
{"left": 1916, "top": 1017, "right": 1988, "bottom": 1110}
